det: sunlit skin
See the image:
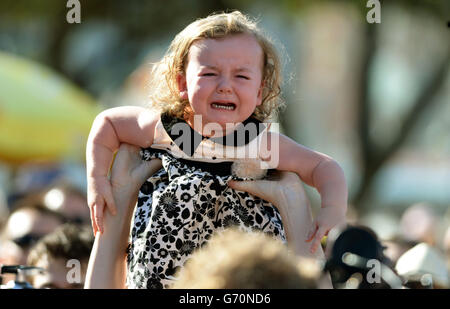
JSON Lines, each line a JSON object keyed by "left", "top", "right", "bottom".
{"left": 178, "top": 33, "right": 264, "bottom": 136}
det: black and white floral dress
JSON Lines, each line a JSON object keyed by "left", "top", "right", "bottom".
{"left": 126, "top": 113, "right": 286, "bottom": 289}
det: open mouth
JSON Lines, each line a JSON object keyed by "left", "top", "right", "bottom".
{"left": 211, "top": 102, "right": 236, "bottom": 111}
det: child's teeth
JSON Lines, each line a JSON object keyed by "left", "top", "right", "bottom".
{"left": 212, "top": 103, "right": 235, "bottom": 110}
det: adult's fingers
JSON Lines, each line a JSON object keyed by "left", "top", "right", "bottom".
{"left": 94, "top": 202, "right": 105, "bottom": 235}
{"left": 305, "top": 221, "right": 318, "bottom": 242}
{"left": 136, "top": 159, "right": 163, "bottom": 184}
{"left": 310, "top": 226, "right": 327, "bottom": 254}
{"left": 228, "top": 180, "right": 276, "bottom": 204}
{"left": 103, "top": 186, "right": 117, "bottom": 216}
{"left": 90, "top": 206, "right": 98, "bottom": 236}
{"left": 111, "top": 144, "right": 140, "bottom": 178}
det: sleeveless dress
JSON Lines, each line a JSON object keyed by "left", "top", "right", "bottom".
{"left": 126, "top": 113, "right": 286, "bottom": 289}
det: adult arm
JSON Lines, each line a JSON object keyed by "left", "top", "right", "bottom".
{"left": 84, "top": 144, "right": 162, "bottom": 289}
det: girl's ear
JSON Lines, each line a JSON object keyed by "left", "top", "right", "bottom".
{"left": 177, "top": 73, "right": 188, "bottom": 100}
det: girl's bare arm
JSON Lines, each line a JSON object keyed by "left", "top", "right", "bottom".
{"left": 86, "top": 106, "right": 159, "bottom": 234}
{"left": 270, "top": 133, "right": 348, "bottom": 252}
{"left": 86, "top": 106, "right": 159, "bottom": 179}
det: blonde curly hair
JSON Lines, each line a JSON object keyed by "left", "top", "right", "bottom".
{"left": 172, "top": 229, "right": 320, "bottom": 289}
{"left": 148, "top": 11, "right": 284, "bottom": 121}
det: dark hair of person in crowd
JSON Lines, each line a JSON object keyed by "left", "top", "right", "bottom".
{"left": 26, "top": 223, "right": 94, "bottom": 289}
{"left": 324, "top": 225, "right": 400, "bottom": 289}
{"left": 27, "top": 223, "right": 93, "bottom": 265}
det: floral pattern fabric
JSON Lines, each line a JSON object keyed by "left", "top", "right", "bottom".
{"left": 126, "top": 116, "right": 286, "bottom": 289}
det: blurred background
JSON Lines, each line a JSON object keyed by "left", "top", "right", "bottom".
{"left": 0, "top": 0, "right": 449, "bottom": 288}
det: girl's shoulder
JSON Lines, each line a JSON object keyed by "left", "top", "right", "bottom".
{"left": 132, "top": 106, "right": 161, "bottom": 126}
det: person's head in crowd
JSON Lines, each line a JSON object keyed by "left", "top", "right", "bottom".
{"left": 0, "top": 189, "right": 9, "bottom": 268}
{"left": 399, "top": 203, "right": 438, "bottom": 246}
{"left": 359, "top": 211, "right": 399, "bottom": 243}
{"left": 443, "top": 225, "right": 450, "bottom": 268}
{"left": 395, "top": 242, "right": 449, "bottom": 289}
{"left": 41, "top": 183, "right": 90, "bottom": 225}
{"left": 173, "top": 228, "right": 322, "bottom": 289}
{"left": 1, "top": 195, "right": 65, "bottom": 265}
{"left": 26, "top": 223, "right": 94, "bottom": 289}
{"left": 0, "top": 240, "right": 23, "bottom": 270}
{"left": 324, "top": 225, "right": 400, "bottom": 289}
{"left": 381, "top": 236, "right": 417, "bottom": 267}
{"left": 0, "top": 188, "right": 8, "bottom": 232}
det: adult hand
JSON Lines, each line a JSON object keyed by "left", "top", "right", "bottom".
{"left": 228, "top": 171, "right": 322, "bottom": 259}
{"left": 109, "top": 144, "right": 162, "bottom": 211}
{"left": 229, "top": 171, "right": 335, "bottom": 288}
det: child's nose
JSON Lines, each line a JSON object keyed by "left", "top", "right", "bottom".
{"left": 216, "top": 77, "right": 232, "bottom": 94}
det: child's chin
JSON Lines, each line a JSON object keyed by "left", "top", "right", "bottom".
{"left": 211, "top": 112, "right": 249, "bottom": 123}
{"left": 208, "top": 114, "right": 237, "bottom": 125}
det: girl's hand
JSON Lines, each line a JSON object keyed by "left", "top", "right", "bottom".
{"left": 305, "top": 206, "right": 346, "bottom": 254}
{"left": 87, "top": 175, "right": 117, "bottom": 236}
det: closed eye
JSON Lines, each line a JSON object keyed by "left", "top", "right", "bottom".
{"left": 236, "top": 75, "right": 250, "bottom": 80}
{"left": 202, "top": 73, "right": 216, "bottom": 76}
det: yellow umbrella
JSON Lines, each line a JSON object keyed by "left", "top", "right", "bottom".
{"left": 0, "top": 51, "right": 101, "bottom": 164}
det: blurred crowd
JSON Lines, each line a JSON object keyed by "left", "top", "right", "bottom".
{"left": 0, "top": 163, "right": 93, "bottom": 289}
{"left": 0, "top": 164, "right": 449, "bottom": 289}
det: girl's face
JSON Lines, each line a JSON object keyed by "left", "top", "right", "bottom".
{"left": 178, "top": 33, "right": 264, "bottom": 133}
